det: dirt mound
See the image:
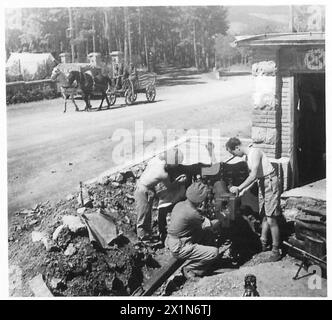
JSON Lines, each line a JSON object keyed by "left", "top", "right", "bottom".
{"left": 8, "top": 164, "right": 167, "bottom": 297}
{"left": 42, "top": 235, "right": 144, "bottom": 296}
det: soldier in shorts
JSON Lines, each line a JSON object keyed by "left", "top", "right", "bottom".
{"left": 225, "top": 137, "right": 281, "bottom": 262}
{"left": 134, "top": 148, "right": 186, "bottom": 243}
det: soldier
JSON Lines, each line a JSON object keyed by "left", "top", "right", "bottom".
{"left": 225, "top": 137, "right": 282, "bottom": 262}
{"left": 128, "top": 63, "right": 138, "bottom": 88}
{"left": 113, "top": 64, "right": 121, "bottom": 90}
{"left": 156, "top": 142, "right": 217, "bottom": 245}
{"left": 166, "top": 182, "right": 221, "bottom": 279}
{"left": 134, "top": 148, "right": 186, "bottom": 243}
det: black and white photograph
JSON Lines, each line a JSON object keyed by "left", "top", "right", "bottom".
{"left": 1, "top": 0, "right": 329, "bottom": 300}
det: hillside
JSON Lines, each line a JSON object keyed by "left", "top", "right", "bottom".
{"left": 227, "top": 5, "right": 290, "bottom": 35}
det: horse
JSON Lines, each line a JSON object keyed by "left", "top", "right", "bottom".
{"left": 51, "top": 66, "right": 113, "bottom": 112}
{"left": 67, "top": 69, "right": 112, "bottom": 111}
{"left": 51, "top": 66, "right": 80, "bottom": 113}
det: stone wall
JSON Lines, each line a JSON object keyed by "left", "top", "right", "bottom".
{"left": 6, "top": 79, "right": 59, "bottom": 104}
{"left": 251, "top": 60, "right": 280, "bottom": 158}
{"left": 250, "top": 50, "right": 292, "bottom": 190}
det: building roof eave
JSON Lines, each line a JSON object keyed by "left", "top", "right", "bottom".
{"left": 234, "top": 32, "right": 325, "bottom": 47}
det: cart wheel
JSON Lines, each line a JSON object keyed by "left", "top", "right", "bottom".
{"left": 125, "top": 89, "right": 134, "bottom": 105}
{"left": 132, "top": 93, "right": 137, "bottom": 102}
{"left": 146, "top": 85, "right": 156, "bottom": 102}
{"left": 107, "top": 92, "right": 117, "bottom": 106}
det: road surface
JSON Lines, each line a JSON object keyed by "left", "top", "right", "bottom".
{"left": 7, "top": 67, "right": 254, "bottom": 218}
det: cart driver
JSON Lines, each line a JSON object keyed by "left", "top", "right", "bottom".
{"left": 129, "top": 63, "right": 138, "bottom": 87}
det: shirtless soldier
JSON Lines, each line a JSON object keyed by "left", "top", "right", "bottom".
{"left": 225, "top": 137, "right": 281, "bottom": 261}
{"left": 134, "top": 148, "right": 186, "bottom": 243}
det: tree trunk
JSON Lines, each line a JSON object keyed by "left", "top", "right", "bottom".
{"left": 68, "top": 7, "right": 75, "bottom": 62}
{"left": 202, "top": 45, "right": 207, "bottom": 70}
{"left": 214, "top": 49, "right": 217, "bottom": 69}
{"left": 193, "top": 20, "right": 199, "bottom": 69}
{"left": 104, "top": 10, "right": 111, "bottom": 54}
{"left": 153, "top": 39, "right": 157, "bottom": 62}
{"left": 185, "top": 46, "right": 189, "bottom": 67}
{"left": 124, "top": 7, "right": 128, "bottom": 66}
{"left": 86, "top": 40, "right": 89, "bottom": 58}
{"left": 163, "top": 51, "right": 167, "bottom": 65}
{"left": 127, "top": 9, "right": 132, "bottom": 64}
{"left": 114, "top": 9, "right": 120, "bottom": 51}
{"left": 144, "top": 34, "right": 149, "bottom": 68}
{"left": 117, "top": 38, "right": 122, "bottom": 53}
{"left": 171, "top": 38, "right": 175, "bottom": 62}
{"left": 74, "top": 12, "right": 82, "bottom": 59}
{"left": 138, "top": 8, "right": 143, "bottom": 63}
{"left": 115, "top": 10, "right": 121, "bottom": 54}
{"left": 92, "top": 16, "right": 96, "bottom": 52}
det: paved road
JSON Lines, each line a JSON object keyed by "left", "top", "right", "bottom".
{"left": 7, "top": 68, "right": 254, "bottom": 217}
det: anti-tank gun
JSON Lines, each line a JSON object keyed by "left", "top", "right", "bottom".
{"left": 199, "top": 160, "right": 250, "bottom": 222}
{"left": 165, "top": 160, "right": 250, "bottom": 221}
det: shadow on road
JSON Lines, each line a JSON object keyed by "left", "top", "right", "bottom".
{"left": 157, "top": 77, "right": 206, "bottom": 87}
{"left": 77, "top": 100, "right": 163, "bottom": 112}
{"left": 109, "top": 100, "right": 163, "bottom": 110}
{"left": 156, "top": 66, "right": 207, "bottom": 87}
{"left": 156, "top": 66, "right": 206, "bottom": 76}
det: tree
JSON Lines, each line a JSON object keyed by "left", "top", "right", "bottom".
{"left": 215, "top": 34, "right": 239, "bottom": 68}
{"left": 5, "top": 6, "right": 230, "bottom": 71}
{"left": 173, "top": 6, "right": 229, "bottom": 70}
{"left": 5, "top": 28, "right": 23, "bottom": 56}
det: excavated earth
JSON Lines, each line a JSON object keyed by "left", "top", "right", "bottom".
{"left": 8, "top": 163, "right": 328, "bottom": 297}
{"left": 8, "top": 162, "right": 174, "bottom": 297}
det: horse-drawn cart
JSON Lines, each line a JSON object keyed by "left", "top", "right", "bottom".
{"left": 107, "top": 72, "right": 157, "bottom": 106}
{"left": 52, "top": 62, "right": 157, "bottom": 112}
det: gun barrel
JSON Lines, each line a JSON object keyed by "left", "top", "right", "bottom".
{"left": 283, "top": 241, "right": 326, "bottom": 265}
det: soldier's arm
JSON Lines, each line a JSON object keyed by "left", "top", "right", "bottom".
{"left": 205, "top": 142, "right": 217, "bottom": 164}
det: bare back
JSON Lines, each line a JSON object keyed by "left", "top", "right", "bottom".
{"left": 247, "top": 146, "right": 274, "bottom": 178}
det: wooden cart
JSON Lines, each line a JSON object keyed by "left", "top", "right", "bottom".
{"left": 107, "top": 72, "right": 157, "bottom": 106}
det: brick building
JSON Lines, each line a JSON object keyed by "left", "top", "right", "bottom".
{"left": 235, "top": 32, "right": 325, "bottom": 190}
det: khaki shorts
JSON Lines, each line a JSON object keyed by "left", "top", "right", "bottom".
{"left": 258, "top": 173, "right": 281, "bottom": 217}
